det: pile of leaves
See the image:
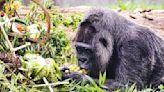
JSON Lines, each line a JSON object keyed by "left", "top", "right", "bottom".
{"left": 0, "top": 0, "right": 81, "bottom": 91}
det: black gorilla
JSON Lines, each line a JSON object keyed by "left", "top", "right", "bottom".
{"left": 63, "top": 8, "right": 164, "bottom": 91}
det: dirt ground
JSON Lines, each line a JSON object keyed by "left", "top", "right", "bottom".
{"left": 18, "top": 6, "right": 164, "bottom": 39}
{"left": 120, "top": 10, "right": 164, "bottom": 38}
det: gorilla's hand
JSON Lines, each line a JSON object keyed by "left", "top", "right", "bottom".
{"left": 61, "top": 67, "right": 89, "bottom": 84}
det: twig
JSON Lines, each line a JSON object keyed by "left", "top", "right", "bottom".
{"left": 15, "top": 10, "right": 21, "bottom": 19}
{"left": 139, "top": 9, "right": 152, "bottom": 13}
{"left": 0, "top": 17, "right": 31, "bottom": 52}
{"left": 143, "top": 15, "right": 153, "bottom": 21}
{"left": 129, "top": 14, "right": 136, "bottom": 19}
{"left": 0, "top": 17, "right": 17, "bottom": 52}
{"left": 0, "top": 17, "right": 17, "bottom": 26}
{"left": 142, "top": 14, "right": 153, "bottom": 21}
{"left": 1, "top": 26, "right": 31, "bottom": 52}
{"left": 43, "top": 77, "right": 54, "bottom": 92}
{"left": 12, "top": 42, "right": 31, "bottom": 52}
{"left": 0, "top": 26, "right": 13, "bottom": 51}
{"left": 30, "top": 81, "right": 69, "bottom": 87}
{"left": 31, "top": 0, "right": 51, "bottom": 41}
{"left": 8, "top": 32, "right": 38, "bottom": 42}
{"left": 0, "top": 17, "right": 17, "bottom": 51}
{"left": 29, "top": 9, "right": 37, "bottom": 23}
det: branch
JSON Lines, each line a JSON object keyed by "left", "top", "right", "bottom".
{"left": 0, "top": 17, "right": 17, "bottom": 26}
{"left": 0, "top": 26, "right": 13, "bottom": 52}
{"left": 12, "top": 42, "right": 31, "bottom": 52}
{"left": 43, "top": 77, "right": 54, "bottom": 92}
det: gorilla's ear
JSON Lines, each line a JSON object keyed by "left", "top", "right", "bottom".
{"left": 92, "top": 30, "right": 113, "bottom": 71}
{"left": 99, "top": 38, "right": 108, "bottom": 48}
{"left": 93, "top": 31, "right": 113, "bottom": 50}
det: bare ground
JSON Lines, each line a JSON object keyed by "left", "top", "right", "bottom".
{"left": 120, "top": 10, "right": 164, "bottom": 38}
{"left": 18, "top": 6, "right": 164, "bottom": 39}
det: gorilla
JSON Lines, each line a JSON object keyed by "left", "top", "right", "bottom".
{"left": 62, "top": 8, "right": 164, "bottom": 91}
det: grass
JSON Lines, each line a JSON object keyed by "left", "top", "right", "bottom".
{"left": 110, "top": 0, "right": 164, "bottom": 11}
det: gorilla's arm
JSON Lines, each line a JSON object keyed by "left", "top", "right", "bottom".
{"left": 112, "top": 37, "right": 152, "bottom": 89}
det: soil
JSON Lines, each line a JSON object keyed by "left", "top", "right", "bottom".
{"left": 18, "top": 6, "right": 164, "bottom": 39}
{"left": 120, "top": 10, "right": 164, "bottom": 38}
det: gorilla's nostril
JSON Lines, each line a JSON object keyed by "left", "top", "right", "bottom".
{"left": 79, "top": 58, "right": 87, "bottom": 63}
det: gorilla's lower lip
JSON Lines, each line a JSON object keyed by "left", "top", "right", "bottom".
{"left": 80, "top": 67, "right": 88, "bottom": 71}
{"left": 80, "top": 68, "right": 88, "bottom": 72}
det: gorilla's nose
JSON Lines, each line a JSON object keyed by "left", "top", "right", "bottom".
{"left": 78, "top": 58, "right": 87, "bottom": 63}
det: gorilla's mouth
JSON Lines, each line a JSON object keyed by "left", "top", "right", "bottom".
{"left": 79, "top": 67, "right": 88, "bottom": 74}
{"left": 60, "top": 63, "right": 88, "bottom": 75}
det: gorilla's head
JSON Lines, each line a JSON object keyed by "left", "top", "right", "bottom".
{"left": 73, "top": 9, "right": 114, "bottom": 78}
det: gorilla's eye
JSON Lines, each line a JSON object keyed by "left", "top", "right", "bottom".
{"left": 99, "top": 38, "right": 107, "bottom": 47}
{"left": 84, "top": 47, "right": 91, "bottom": 53}
{"left": 75, "top": 46, "right": 92, "bottom": 54}
{"left": 76, "top": 47, "right": 81, "bottom": 52}
{"left": 84, "top": 47, "right": 88, "bottom": 50}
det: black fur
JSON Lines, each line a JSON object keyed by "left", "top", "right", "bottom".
{"left": 66, "top": 8, "right": 164, "bottom": 91}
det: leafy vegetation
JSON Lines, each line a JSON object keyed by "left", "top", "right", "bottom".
{"left": 110, "top": 0, "right": 164, "bottom": 11}
{"left": 0, "top": 0, "right": 163, "bottom": 92}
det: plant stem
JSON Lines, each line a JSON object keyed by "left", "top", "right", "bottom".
{"left": 43, "top": 77, "right": 54, "bottom": 92}
{"left": 0, "top": 26, "right": 13, "bottom": 52}
{"left": 30, "top": 81, "right": 69, "bottom": 87}
{"left": 0, "top": 17, "right": 32, "bottom": 52}
{"left": 0, "top": 17, "right": 17, "bottom": 26}
{"left": 0, "top": 17, "right": 17, "bottom": 52}
{"left": 12, "top": 42, "right": 31, "bottom": 52}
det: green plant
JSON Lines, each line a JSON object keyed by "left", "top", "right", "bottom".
{"left": 111, "top": 0, "right": 164, "bottom": 11}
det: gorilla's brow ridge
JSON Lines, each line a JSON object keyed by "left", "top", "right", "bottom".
{"left": 74, "top": 42, "right": 92, "bottom": 49}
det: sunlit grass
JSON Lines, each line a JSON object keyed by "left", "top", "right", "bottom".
{"left": 110, "top": 0, "right": 164, "bottom": 11}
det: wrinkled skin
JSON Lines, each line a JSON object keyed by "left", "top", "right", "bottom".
{"left": 62, "top": 8, "right": 164, "bottom": 91}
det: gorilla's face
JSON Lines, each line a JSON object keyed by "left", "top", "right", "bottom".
{"left": 73, "top": 15, "right": 114, "bottom": 77}
{"left": 73, "top": 21, "right": 101, "bottom": 77}
{"left": 74, "top": 42, "right": 100, "bottom": 77}
{"left": 75, "top": 43, "right": 93, "bottom": 69}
